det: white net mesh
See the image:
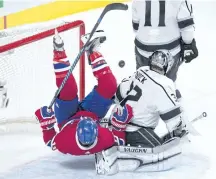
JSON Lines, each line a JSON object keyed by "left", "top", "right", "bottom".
{"left": 0, "top": 20, "right": 85, "bottom": 131}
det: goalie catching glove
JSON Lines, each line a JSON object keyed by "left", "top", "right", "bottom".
{"left": 35, "top": 106, "right": 56, "bottom": 130}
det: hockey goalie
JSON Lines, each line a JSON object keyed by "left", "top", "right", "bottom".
{"left": 95, "top": 50, "right": 190, "bottom": 175}
{"left": 0, "top": 79, "right": 9, "bottom": 108}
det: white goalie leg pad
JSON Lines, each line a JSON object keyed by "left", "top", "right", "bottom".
{"left": 95, "top": 146, "right": 119, "bottom": 175}
{"left": 117, "top": 137, "right": 182, "bottom": 172}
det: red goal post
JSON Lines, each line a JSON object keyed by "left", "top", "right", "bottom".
{"left": 0, "top": 20, "right": 86, "bottom": 100}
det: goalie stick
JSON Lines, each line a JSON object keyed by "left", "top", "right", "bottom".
{"left": 183, "top": 111, "right": 207, "bottom": 136}
{"left": 100, "top": 111, "right": 208, "bottom": 130}
{"left": 48, "top": 3, "right": 128, "bottom": 109}
{"left": 191, "top": 112, "right": 207, "bottom": 123}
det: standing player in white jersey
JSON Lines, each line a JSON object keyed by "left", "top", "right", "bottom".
{"left": 132, "top": 0, "right": 198, "bottom": 84}
{"left": 95, "top": 50, "right": 188, "bottom": 175}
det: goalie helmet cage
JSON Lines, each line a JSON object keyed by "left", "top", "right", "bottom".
{"left": 0, "top": 20, "right": 85, "bottom": 126}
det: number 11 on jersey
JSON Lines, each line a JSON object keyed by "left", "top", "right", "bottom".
{"left": 144, "top": 0, "right": 166, "bottom": 27}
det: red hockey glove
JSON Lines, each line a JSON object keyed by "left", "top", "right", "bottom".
{"left": 110, "top": 104, "right": 133, "bottom": 131}
{"left": 35, "top": 106, "right": 56, "bottom": 130}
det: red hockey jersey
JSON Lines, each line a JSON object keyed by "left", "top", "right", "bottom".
{"left": 42, "top": 111, "right": 115, "bottom": 155}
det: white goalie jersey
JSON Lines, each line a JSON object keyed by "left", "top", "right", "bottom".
{"left": 132, "top": 0, "right": 195, "bottom": 58}
{"left": 115, "top": 66, "right": 182, "bottom": 132}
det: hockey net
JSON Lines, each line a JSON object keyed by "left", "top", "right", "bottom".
{"left": 0, "top": 20, "right": 85, "bottom": 133}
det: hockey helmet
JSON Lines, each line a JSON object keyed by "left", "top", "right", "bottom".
{"left": 77, "top": 117, "right": 98, "bottom": 146}
{"left": 149, "top": 50, "right": 174, "bottom": 75}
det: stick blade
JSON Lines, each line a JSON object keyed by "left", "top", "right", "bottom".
{"left": 105, "top": 3, "right": 128, "bottom": 11}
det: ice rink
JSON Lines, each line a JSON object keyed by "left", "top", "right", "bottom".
{"left": 1, "top": 1, "right": 216, "bottom": 179}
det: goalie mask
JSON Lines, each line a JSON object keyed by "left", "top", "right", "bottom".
{"left": 76, "top": 117, "right": 98, "bottom": 147}
{"left": 149, "top": 50, "right": 174, "bottom": 75}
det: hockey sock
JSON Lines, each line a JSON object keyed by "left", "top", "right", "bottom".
{"left": 88, "top": 52, "right": 117, "bottom": 98}
{"left": 89, "top": 51, "right": 111, "bottom": 79}
{"left": 53, "top": 50, "right": 78, "bottom": 100}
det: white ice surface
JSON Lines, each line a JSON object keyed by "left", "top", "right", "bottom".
{"left": 1, "top": 1, "right": 216, "bottom": 179}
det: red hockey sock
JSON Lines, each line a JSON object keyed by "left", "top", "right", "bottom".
{"left": 53, "top": 50, "right": 78, "bottom": 100}
{"left": 88, "top": 52, "right": 117, "bottom": 98}
{"left": 89, "top": 52, "right": 111, "bottom": 79}
{"left": 96, "top": 73, "right": 117, "bottom": 98}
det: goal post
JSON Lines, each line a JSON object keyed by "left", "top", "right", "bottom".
{"left": 0, "top": 20, "right": 86, "bottom": 126}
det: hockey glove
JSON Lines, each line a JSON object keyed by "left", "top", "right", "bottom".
{"left": 172, "top": 121, "right": 187, "bottom": 138}
{"left": 165, "top": 120, "right": 187, "bottom": 141}
{"left": 35, "top": 106, "right": 56, "bottom": 130}
{"left": 181, "top": 39, "right": 198, "bottom": 63}
{"left": 110, "top": 104, "right": 133, "bottom": 131}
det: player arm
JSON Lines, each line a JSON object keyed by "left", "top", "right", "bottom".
{"left": 35, "top": 106, "right": 58, "bottom": 147}
{"left": 40, "top": 115, "right": 75, "bottom": 154}
{"left": 34, "top": 105, "right": 75, "bottom": 151}
{"left": 132, "top": 0, "right": 140, "bottom": 33}
{"left": 114, "top": 73, "right": 135, "bottom": 105}
{"left": 156, "top": 85, "right": 182, "bottom": 134}
{"left": 177, "top": 0, "right": 195, "bottom": 44}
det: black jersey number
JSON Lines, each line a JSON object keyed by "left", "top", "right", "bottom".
{"left": 144, "top": 0, "right": 166, "bottom": 27}
{"left": 120, "top": 82, "right": 142, "bottom": 106}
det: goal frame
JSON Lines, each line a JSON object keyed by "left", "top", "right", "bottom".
{"left": 0, "top": 20, "right": 86, "bottom": 100}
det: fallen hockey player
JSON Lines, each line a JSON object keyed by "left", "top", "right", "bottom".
{"left": 35, "top": 31, "right": 132, "bottom": 155}
{"left": 95, "top": 50, "right": 190, "bottom": 175}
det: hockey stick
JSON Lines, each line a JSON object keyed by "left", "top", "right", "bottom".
{"left": 184, "top": 111, "right": 207, "bottom": 136}
{"left": 191, "top": 112, "right": 207, "bottom": 123}
{"left": 48, "top": 3, "right": 128, "bottom": 109}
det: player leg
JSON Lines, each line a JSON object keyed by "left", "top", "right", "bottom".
{"left": 52, "top": 32, "right": 79, "bottom": 125}
{"left": 166, "top": 53, "right": 181, "bottom": 82}
{"left": 80, "top": 30, "right": 117, "bottom": 118}
{"left": 135, "top": 47, "right": 149, "bottom": 69}
{"left": 165, "top": 53, "right": 182, "bottom": 99}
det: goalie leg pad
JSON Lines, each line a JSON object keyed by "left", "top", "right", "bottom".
{"left": 117, "top": 137, "right": 182, "bottom": 172}
{"left": 95, "top": 146, "right": 119, "bottom": 175}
